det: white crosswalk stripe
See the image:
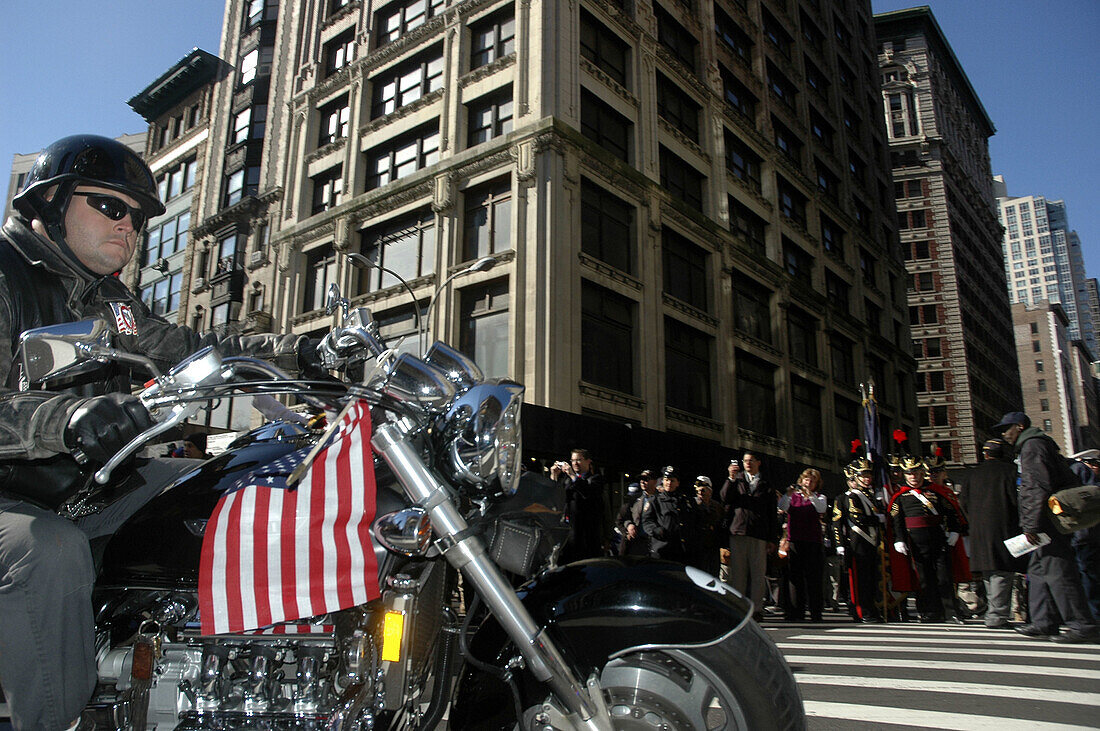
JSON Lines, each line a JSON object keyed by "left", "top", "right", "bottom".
{"left": 764, "top": 613, "right": 1100, "bottom": 730}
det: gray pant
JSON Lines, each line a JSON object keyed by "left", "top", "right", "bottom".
{"left": 0, "top": 458, "right": 196, "bottom": 730}
{"left": 1027, "top": 538, "right": 1098, "bottom": 634}
{"left": 728, "top": 534, "right": 768, "bottom": 614}
{"left": 983, "top": 570, "right": 1015, "bottom": 625}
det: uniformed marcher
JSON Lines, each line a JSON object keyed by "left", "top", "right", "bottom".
{"left": 832, "top": 457, "right": 884, "bottom": 622}
{"left": 887, "top": 457, "right": 965, "bottom": 623}
{"left": 643, "top": 465, "right": 693, "bottom": 562}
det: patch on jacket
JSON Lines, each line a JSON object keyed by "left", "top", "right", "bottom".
{"left": 110, "top": 302, "right": 138, "bottom": 335}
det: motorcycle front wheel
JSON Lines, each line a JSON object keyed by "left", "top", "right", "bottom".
{"left": 526, "top": 620, "right": 805, "bottom": 731}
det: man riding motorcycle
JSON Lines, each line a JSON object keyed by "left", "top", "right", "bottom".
{"left": 0, "top": 134, "right": 324, "bottom": 731}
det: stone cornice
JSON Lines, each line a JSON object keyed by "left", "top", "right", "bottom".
{"left": 360, "top": 89, "right": 445, "bottom": 137}
{"left": 192, "top": 188, "right": 282, "bottom": 239}
{"left": 665, "top": 406, "right": 723, "bottom": 434}
{"left": 662, "top": 294, "right": 719, "bottom": 330}
{"left": 579, "top": 252, "right": 643, "bottom": 292}
{"left": 579, "top": 381, "right": 646, "bottom": 411}
{"left": 459, "top": 54, "right": 517, "bottom": 89}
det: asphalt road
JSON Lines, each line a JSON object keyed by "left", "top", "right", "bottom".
{"left": 762, "top": 611, "right": 1100, "bottom": 730}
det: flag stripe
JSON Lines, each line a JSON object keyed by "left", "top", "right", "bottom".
{"left": 198, "top": 402, "right": 381, "bottom": 634}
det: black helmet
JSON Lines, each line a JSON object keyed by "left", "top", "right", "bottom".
{"left": 12, "top": 134, "right": 164, "bottom": 236}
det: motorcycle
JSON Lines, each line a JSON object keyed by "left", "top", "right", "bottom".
{"left": 13, "top": 285, "right": 804, "bottom": 730}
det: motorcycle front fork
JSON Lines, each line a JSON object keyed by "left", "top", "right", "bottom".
{"left": 372, "top": 423, "right": 612, "bottom": 730}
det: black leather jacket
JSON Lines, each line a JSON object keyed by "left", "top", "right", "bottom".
{"left": 0, "top": 216, "right": 307, "bottom": 462}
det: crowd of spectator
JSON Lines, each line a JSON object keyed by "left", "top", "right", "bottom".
{"left": 541, "top": 414, "right": 1099, "bottom": 641}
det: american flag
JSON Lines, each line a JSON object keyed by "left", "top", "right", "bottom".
{"left": 198, "top": 402, "right": 380, "bottom": 634}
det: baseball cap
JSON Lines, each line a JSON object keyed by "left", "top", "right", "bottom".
{"left": 992, "top": 411, "right": 1030, "bottom": 433}
{"left": 662, "top": 465, "right": 679, "bottom": 479}
{"left": 982, "top": 438, "right": 1010, "bottom": 460}
{"left": 639, "top": 469, "right": 657, "bottom": 480}
{"left": 695, "top": 475, "right": 713, "bottom": 487}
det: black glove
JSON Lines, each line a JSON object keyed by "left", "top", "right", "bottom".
{"left": 297, "top": 337, "right": 331, "bottom": 380}
{"left": 64, "top": 393, "right": 155, "bottom": 465}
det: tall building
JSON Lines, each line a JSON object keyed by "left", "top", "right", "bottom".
{"left": 994, "top": 175, "right": 1096, "bottom": 360}
{"left": 875, "top": 7, "right": 1019, "bottom": 465}
{"left": 117, "top": 0, "right": 916, "bottom": 482}
{"left": 1012, "top": 301, "right": 1100, "bottom": 452}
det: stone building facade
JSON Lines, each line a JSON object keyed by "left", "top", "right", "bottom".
{"left": 875, "top": 7, "right": 1020, "bottom": 465}
{"left": 119, "top": 0, "right": 916, "bottom": 483}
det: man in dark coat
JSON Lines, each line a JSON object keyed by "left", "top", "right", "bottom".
{"left": 643, "top": 465, "right": 695, "bottom": 561}
{"left": 958, "top": 438, "right": 1023, "bottom": 628}
{"left": 617, "top": 470, "right": 658, "bottom": 557}
{"left": 1068, "top": 450, "right": 1100, "bottom": 622}
{"left": 720, "top": 451, "right": 778, "bottom": 621}
{"left": 997, "top": 412, "right": 1098, "bottom": 642}
{"left": 560, "top": 448, "right": 609, "bottom": 562}
{"left": 832, "top": 457, "right": 884, "bottom": 622}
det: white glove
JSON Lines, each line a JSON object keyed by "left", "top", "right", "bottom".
{"left": 893, "top": 541, "right": 908, "bottom": 556}
{"left": 835, "top": 546, "right": 845, "bottom": 557}
{"left": 946, "top": 531, "right": 959, "bottom": 547}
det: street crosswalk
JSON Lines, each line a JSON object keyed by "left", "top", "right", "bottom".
{"left": 764, "top": 613, "right": 1100, "bottom": 730}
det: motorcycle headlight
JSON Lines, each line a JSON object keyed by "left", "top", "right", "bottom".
{"left": 439, "top": 381, "right": 524, "bottom": 495}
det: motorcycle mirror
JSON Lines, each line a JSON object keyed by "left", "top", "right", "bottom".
{"left": 326, "top": 283, "right": 350, "bottom": 318}
{"left": 372, "top": 507, "right": 433, "bottom": 557}
{"left": 19, "top": 318, "right": 111, "bottom": 384}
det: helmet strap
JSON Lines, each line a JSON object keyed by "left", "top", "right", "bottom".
{"left": 30, "top": 180, "right": 102, "bottom": 280}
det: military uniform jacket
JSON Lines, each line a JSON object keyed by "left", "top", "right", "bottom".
{"left": 889, "top": 485, "right": 960, "bottom": 550}
{"left": 642, "top": 491, "right": 692, "bottom": 560}
{"left": 831, "top": 487, "right": 883, "bottom": 551}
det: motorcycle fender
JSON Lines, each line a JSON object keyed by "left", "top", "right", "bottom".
{"left": 451, "top": 558, "right": 752, "bottom": 725}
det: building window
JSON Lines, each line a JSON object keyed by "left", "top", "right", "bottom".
{"left": 580, "top": 89, "right": 632, "bottom": 162}
{"left": 143, "top": 210, "right": 190, "bottom": 266}
{"left": 655, "top": 5, "right": 697, "bottom": 72}
{"left": 809, "top": 109, "right": 834, "bottom": 151}
{"left": 239, "top": 48, "right": 259, "bottom": 85}
{"left": 914, "top": 272, "right": 933, "bottom": 291}
{"left": 732, "top": 275, "right": 771, "bottom": 343}
{"left": 1032, "top": 340, "right": 1042, "bottom": 353}
{"left": 580, "top": 9, "right": 629, "bottom": 87}
{"left": 358, "top": 209, "right": 436, "bottom": 294}
{"left": 761, "top": 8, "right": 792, "bottom": 58}
{"left": 928, "top": 371, "right": 945, "bottom": 391}
{"left": 791, "top": 377, "right": 822, "bottom": 449}
{"left": 830, "top": 334, "right": 855, "bottom": 386}
{"left": 922, "top": 304, "right": 937, "bottom": 324}
{"left": 729, "top": 197, "right": 767, "bottom": 255}
{"left": 659, "top": 146, "right": 704, "bottom": 211}
{"left": 835, "top": 396, "right": 859, "bottom": 454}
{"left": 865, "top": 298, "right": 881, "bottom": 335}
{"left": 787, "top": 306, "right": 817, "bottom": 366}
{"left": 1035, "top": 359, "right": 1044, "bottom": 372}
{"left": 142, "top": 272, "right": 183, "bottom": 317}
{"left": 319, "top": 96, "right": 350, "bottom": 146}
{"left": 375, "top": 0, "right": 445, "bottom": 47}
{"left": 366, "top": 121, "right": 440, "bottom": 190}
{"left": 656, "top": 73, "right": 700, "bottom": 141}
{"left": 471, "top": 7, "right": 516, "bottom": 69}
{"left": 467, "top": 86, "right": 514, "bottom": 146}
{"left": 736, "top": 350, "right": 776, "bottom": 436}
{"left": 766, "top": 62, "right": 796, "bottom": 109}
{"left": 777, "top": 177, "right": 807, "bottom": 228}
{"left": 460, "top": 279, "right": 510, "bottom": 378}
{"left": 724, "top": 130, "right": 761, "bottom": 192}
{"left": 303, "top": 245, "right": 338, "bottom": 312}
{"left": 324, "top": 29, "right": 356, "bottom": 76}
{"left": 157, "top": 159, "right": 198, "bottom": 203}
{"left": 665, "top": 318, "right": 712, "bottom": 416}
{"left": 820, "top": 215, "right": 844, "bottom": 256}
{"left": 581, "top": 178, "right": 634, "bottom": 274}
{"left": 370, "top": 46, "right": 444, "bottom": 118}
{"left": 720, "top": 66, "right": 756, "bottom": 120}
{"left": 825, "top": 270, "right": 850, "bottom": 314}
{"left": 311, "top": 166, "right": 344, "bottom": 215}
{"left": 910, "top": 240, "right": 930, "bottom": 259}
{"left": 1043, "top": 418, "right": 1052, "bottom": 432}
{"left": 772, "top": 117, "right": 802, "bottom": 164}
{"left": 860, "top": 249, "right": 877, "bottom": 287}
{"left": 1030, "top": 321, "right": 1039, "bottom": 334}
{"left": 581, "top": 280, "right": 635, "bottom": 394}
{"left": 714, "top": 6, "right": 752, "bottom": 64}
{"left": 223, "top": 166, "right": 260, "bottom": 207}
{"left": 782, "top": 237, "right": 812, "bottom": 285}
{"left": 662, "top": 228, "right": 708, "bottom": 312}
{"left": 1038, "top": 379, "right": 1047, "bottom": 392}
{"left": 885, "top": 90, "right": 920, "bottom": 139}
{"left": 804, "top": 56, "right": 829, "bottom": 95}
{"left": 815, "top": 159, "right": 839, "bottom": 200}
{"left": 463, "top": 178, "right": 512, "bottom": 261}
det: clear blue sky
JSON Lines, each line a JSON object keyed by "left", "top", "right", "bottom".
{"left": 2, "top": 1, "right": 1097, "bottom": 281}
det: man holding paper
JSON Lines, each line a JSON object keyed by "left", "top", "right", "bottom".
{"left": 995, "top": 412, "right": 1098, "bottom": 643}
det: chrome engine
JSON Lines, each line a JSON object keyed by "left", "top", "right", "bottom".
{"left": 88, "top": 591, "right": 384, "bottom": 730}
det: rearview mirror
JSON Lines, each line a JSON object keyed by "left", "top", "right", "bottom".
{"left": 19, "top": 319, "right": 111, "bottom": 384}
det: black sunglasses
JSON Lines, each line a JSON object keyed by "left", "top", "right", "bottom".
{"left": 71, "top": 192, "right": 147, "bottom": 232}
